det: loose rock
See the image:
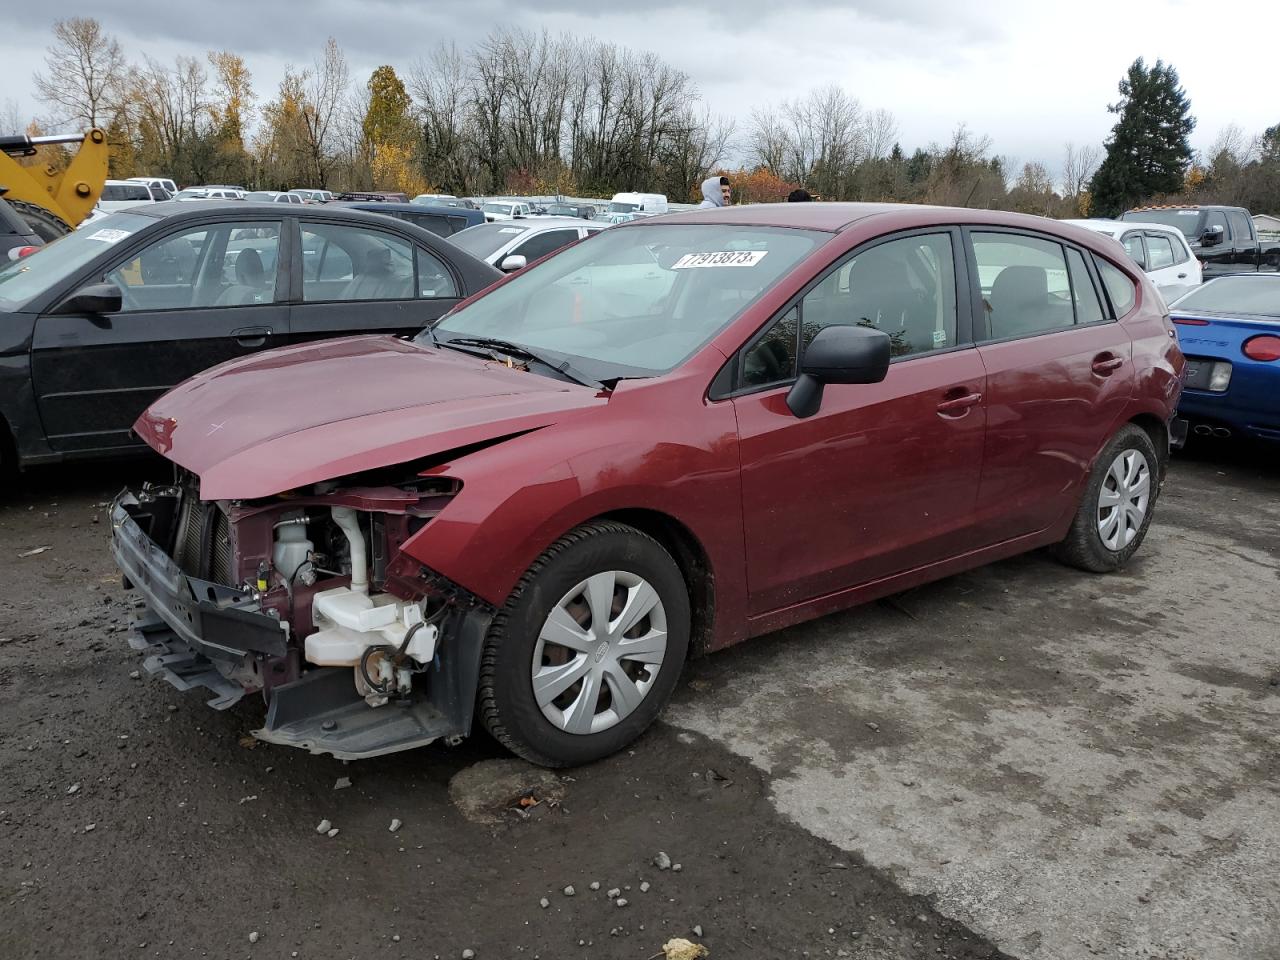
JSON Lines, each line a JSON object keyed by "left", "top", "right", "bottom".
{"left": 654, "top": 851, "right": 672, "bottom": 871}
{"left": 462, "top": 950, "right": 475, "bottom": 959}
{"left": 334, "top": 776, "right": 352, "bottom": 790}
{"left": 389, "top": 818, "right": 402, "bottom": 833}
{"left": 607, "top": 887, "right": 621, "bottom": 898}
{"left": 248, "top": 932, "right": 260, "bottom": 944}
{"left": 589, "top": 881, "right": 600, "bottom": 891}
{"left": 67, "top": 783, "right": 80, "bottom": 795}
{"left": 327, "top": 828, "right": 340, "bottom": 838}
{"left": 539, "top": 897, "right": 549, "bottom": 909}
{"left": 640, "top": 881, "right": 651, "bottom": 893}
{"left": 615, "top": 898, "right": 629, "bottom": 908}
{"left": 693, "top": 924, "right": 703, "bottom": 937}
{"left": 563, "top": 885, "right": 575, "bottom": 897}
{"left": 315, "top": 819, "right": 332, "bottom": 834}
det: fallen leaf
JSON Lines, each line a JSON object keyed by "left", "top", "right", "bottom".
{"left": 238, "top": 735, "right": 258, "bottom": 750}
{"left": 663, "top": 939, "right": 709, "bottom": 960}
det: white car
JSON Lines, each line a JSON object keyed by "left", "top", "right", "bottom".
{"left": 481, "top": 200, "right": 533, "bottom": 222}
{"left": 173, "top": 188, "right": 243, "bottom": 201}
{"left": 608, "top": 192, "right": 668, "bottom": 215}
{"left": 128, "top": 176, "right": 178, "bottom": 198}
{"left": 448, "top": 217, "right": 606, "bottom": 271}
{"left": 1064, "top": 219, "right": 1202, "bottom": 303}
{"left": 244, "top": 190, "right": 304, "bottom": 205}
{"left": 97, "top": 180, "right": 162, "bottom": 213}
{"left": 288, "top": 189, "right": 335, "bottom": 203}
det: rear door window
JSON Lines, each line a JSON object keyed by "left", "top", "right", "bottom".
{"left": 971, "top": 233, "right": 1074, "bottom": 340}
{"left": 301, "top": 223, "right": 414, "bottom": 302}
{"left": 1226, "top": 210, "right": 1252, "bottom": 245}
{"left": 1145, "top": 234, "right": 1176, "bottom": 270}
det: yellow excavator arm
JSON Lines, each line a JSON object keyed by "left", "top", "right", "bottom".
{"left": 0, "top": 128, "right": 109, "bottom": 237}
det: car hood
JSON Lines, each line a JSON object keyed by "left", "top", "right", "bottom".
{"left": 135, "top": 335, "right": 605, "bottom": 500}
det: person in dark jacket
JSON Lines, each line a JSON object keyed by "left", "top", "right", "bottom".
{"left": 788, "top": 189, "right": 813, "bottom": 202}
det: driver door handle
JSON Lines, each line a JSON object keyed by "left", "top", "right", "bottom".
{"left": 233, "top": 325, "right": 271, "bottom": 348}
{"left": 936, "top": 391, "right": 982, "bottom": 414}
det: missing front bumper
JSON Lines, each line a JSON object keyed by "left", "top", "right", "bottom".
{"left": 112, "top": 487, "right": 494, "bottom": 759}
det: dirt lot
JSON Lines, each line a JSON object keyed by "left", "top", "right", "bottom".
{"left": 1, "top": 442, "right": 1276, "bottom": 960}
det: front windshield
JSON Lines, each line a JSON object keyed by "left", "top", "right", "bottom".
{"left": 450, "top": 223, "right": 528, "bottom": 259}
{"left": 174, "top": 189, "right": 207, "bottom": 200}
{"left": 1122, "top": 209, "right": 1203, "bottom": 238}
{"left": 424, "top": 223, "right": 827, "bottom": 380}
{"left": 483, "top": 202, "right": 514, "bottom": 215}
{"left": 0, "top": 212, "right": 154, "bottom": 309}
{"left": 1172, "top": 277, "right": 1280, "bottom": 317}
{"left": 608, "top": 201, "right": 638, "bottom": 213}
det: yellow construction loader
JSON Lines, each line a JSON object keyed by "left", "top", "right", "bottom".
{"left": 0, "top": 128, "right": 109, "bottom": 240}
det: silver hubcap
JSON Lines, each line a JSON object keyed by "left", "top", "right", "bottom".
{"left": 532, "top": 570, "right": 668, "bottom": 735}
{"left": 1097, "top": 448, "right": 1151, "bottom": 551}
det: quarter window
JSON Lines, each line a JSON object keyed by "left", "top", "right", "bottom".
{"left": 415, "top": 247, "right": 457, "bottom": 299}
{"left": 972, "top": 233, "right": 1073, "bottom": 339}
{"left": 1095, "top": 258, "right": 1136, "bottom": 317}
{"left": 741, "top": 306, "right": 798, "bottom": 387}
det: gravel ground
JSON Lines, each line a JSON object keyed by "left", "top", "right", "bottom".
{"left": 1, "top": 441, "right": 1276, "bottom": 960}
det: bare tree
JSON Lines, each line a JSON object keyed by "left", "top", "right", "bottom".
{"left": 33, "top": 17, "right": 128, "bottom": 129}
{"left": 863, "top": 108, "right": 899, "bottom": 161}
{"left": 0, "top": 98, "right": 25, "bottom": 136}
{"left": 747, "top": 106, "right": 790, "bottom": 175}
{"left": 299, "top": 38, "right": 351, "bottom": 187}
{"left": 1061, "top": 141, "right": 1101, "bottom": 200}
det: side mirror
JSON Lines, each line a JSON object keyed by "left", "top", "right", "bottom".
{"left": 1201, "top": 225, "right": 1225, "bottom": 247}
{"left": 499, "top": 254, "right": 528, "bottom": 273}
{"left": 786, "top": 325, "right": 891, "bottom": 419}
{"left": 55, "top": 282, "right": 123, "bottom": 315}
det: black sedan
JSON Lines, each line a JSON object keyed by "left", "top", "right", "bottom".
{"left": 0, "top": 201, "right": 502, "bottom": 474}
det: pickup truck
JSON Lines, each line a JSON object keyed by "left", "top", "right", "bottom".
{"left": 1121, "top": 205, "right": 1280, "bottom": 278}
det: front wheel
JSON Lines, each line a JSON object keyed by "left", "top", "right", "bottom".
{"left": 1053, "top": 424, "right": 1160, "bottom": 573}
{"left": 477, "top": 521, "right": 690, "bottom": 767}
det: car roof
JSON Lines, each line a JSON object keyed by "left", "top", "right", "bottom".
{"left": 333, "top": 201, "right": 474, "bottom": 215}
{"left": 115, "top": 199, "right": 462, "bottom": 223}
{"left": 1063, "top": 218, "right": 1188, "bottom": 237}
{"left": 510, "top": 216, "right": 594, "bottom": 229}
{"left": 635, "top": 201, "right": 1094, "bottom": 234}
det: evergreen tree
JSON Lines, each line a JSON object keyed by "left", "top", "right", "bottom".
{"left": 1089, "top": 58, "right": 1195, "bottom": 216}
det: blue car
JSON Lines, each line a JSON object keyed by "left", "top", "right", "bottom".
{"left": 1171, "top": 275, "right": 1280, "bottom": 442}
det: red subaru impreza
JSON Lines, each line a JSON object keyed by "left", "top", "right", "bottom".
{"left": 112, "top": 203, "right": 1184, "bottom": 766}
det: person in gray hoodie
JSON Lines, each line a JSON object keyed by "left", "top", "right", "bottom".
{"left": 699, "top": 175, "right": 731, "bottom": 208}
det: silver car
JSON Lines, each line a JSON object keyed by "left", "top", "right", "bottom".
{"left": 448, "top": 216, "right": 607, "bottom": 272}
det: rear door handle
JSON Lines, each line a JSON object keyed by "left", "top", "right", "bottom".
{"left": 1092, "top": 356, "right": 1123, "bottom": 375}
{"left": 233, "top": 326, "right": 271, "bottom": 348}
{"left": 936, "top": 392, "right": 982, "bottom": 414}
{"left": 1177, "top": 272, "right": 1188, "bottom": 279}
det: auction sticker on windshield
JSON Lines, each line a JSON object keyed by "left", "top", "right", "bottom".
{"left": 671, "top": 251, "right": 768, "bottom": 269}
{"left": 86, "top": 228, "right": 132, "bottom": 243}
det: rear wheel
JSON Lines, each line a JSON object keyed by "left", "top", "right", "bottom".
{"left": 478, "top": 521, "right": 690, "bottom": 767}
{"left": 1053, "top": 424, "right": 1159, "bottom": 573}
{"left": 7, "top": 199, "right": 72, "bottom": 243}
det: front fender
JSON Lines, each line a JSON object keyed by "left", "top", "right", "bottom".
{"left": 398, "top": 381, "right": 747, "bottom": 647}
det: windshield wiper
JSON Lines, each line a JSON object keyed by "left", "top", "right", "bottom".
{"left": 440, "top": 336, "right": 600, "bottom": 389}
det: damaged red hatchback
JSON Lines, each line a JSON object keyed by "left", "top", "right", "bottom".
{"left": 112, "top": 203, "right": 1184, "bottom": 766}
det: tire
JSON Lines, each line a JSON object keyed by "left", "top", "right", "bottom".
{"left": 1053, "top": 424, "right": 1160, "bottom": 573}
{"left": 477, "top": 521, "right": 690, "bottom": 767}
{"left": 7, "top": 199, "right": 72, "bottom": 243}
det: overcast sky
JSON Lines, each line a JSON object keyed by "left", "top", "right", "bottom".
{"left": 4, "top": 0, "right": 1276, "bottom": 183}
